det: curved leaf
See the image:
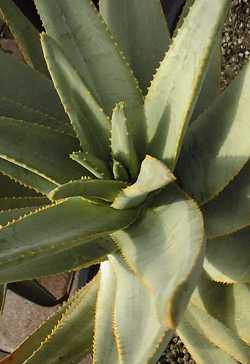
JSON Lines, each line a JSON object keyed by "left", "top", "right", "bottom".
{"left": 41, "top": 34, "right": 111, "bottom": 163}
{"left": 1, "top": 235, "right": 115, "bottom": 283}
{"left": 109, "top": 253, "right": 171, "bottom": 364}
{"left": 0, "top": 197, "right": 137, "bottom": 283}
{"left": 203, "top": 161, "right": 250, "bottom": 238}
{"left": 0, "top": 0, "right": 48, "bottom": 75}
{"left": 111, "top": 102, "right": 139, "bottom": 179}
{"left": 192, "top": 273, "right": 250, "bottom": 345}
{"left": 112, "top": 184, "right": 204, "bottom": 327}
{"left": 49, "top": 179, "right": 126, "bottom": 202}
{"left": 191, "top": 37, "right": 222, "bottom": 122}
{"left": 0, "top": 206, "right": 41, "bottom": 228}
{"left": 144, "top": 0, "right": 230, "bottom": 170}
{"left": 0, "top": 197, "right": 49, "bottom": 211}
{"left": 93, "top": 261, "right": 119, "bottom": 364}
{"left": 0, "top": 159, "right": 56, "bottom": 196}
{"left": 0, "top": 173, "right": 38, "bottom": 198}
{"left": 204, "top": 228, "right": 250, "bottom": 283}
{"left": 178, "top": 310, "right": 240, "bottom": 364}
{"left": 34, "top": 0, "right": 146, "bottom": 158}
{"left": 99, "top": 0, "right": 170, "bottom": 94}
{"left": 0, "top": 50, "right": 71, "bottom": 134}
{"left": 112, "top": 155, "right": 175, "bottom": 209}
{"left": 0, "top": 117, "right": 86, "bottom": 185}
{"left": 0, "top": 277, "right": 99, "bottom": 364}
{"left": 70, "top": 151, "right": 111, "bottom": 179}
{"left": 176, "top": 61, "right": 250, "bottom": 204}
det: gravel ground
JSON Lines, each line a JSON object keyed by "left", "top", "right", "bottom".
{"left": 221, "top": 0, "right": 250, "bottom": 86}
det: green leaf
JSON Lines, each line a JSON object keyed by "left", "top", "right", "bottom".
{"left": 203, "top": 161, "right": 250, "bottom": 238}
{"left": 70, "top": 151, "right": 112, "bottom": 180}
{"left": 41, "top": 34, "right": 111, "bottom": 163}
{"left": 112, "top": 155, "right": 175, "bottom": 209}
{"left": 0, "top": 117, "right": 86, "bottom": 185}
{"left": 192, "top": 273, "right": 250, "bottom": 345}
{"left": 0, "top": 50, "right": 71, "bottom": 134}
{"left": 49, "top": 179, "right": 127, "bottom": 202}
{"left": 34, "top": 0, "right": 146, "bottom": 158}
{"left": 177, "top": 310, "right": 240, "bottom": 364}
{"left": 0, "top": 206, "right": 41, "bottom": 228}
{"left": 0, "top": 277, "right": 99, "bottom": 364}
{"left": 0, "top": 197, "right": 49, "bottom": 211}
{"left": 191, "top": 36, "right": 222, "bottom": 122}
{"left": 0, "top": 159, "right": 56, "bottom": 196}
{"left": 180, "top": 303, "right": 250, "bottom": 364}
{"left": 111, "top": 102, "right": 139, "bottom": 179}
{"left": 204, "top": 228, "right": 250, "bottom": 283}
{"left": 0, "top": 0, "right": 48, "bottom": 75}
{"left": 99, "top": 0, "right": 170, "bottom": 94}
{"left": 0, "top": 197, "right": 137, "bottom": 283}
{"left": 112, "top": 159, "right": 129, "bottom": 181}
{"left": 176, "top": 61, "right": 250, "bottom": 204}
{"left": 112, "top": 184, "right": 204, "bottom": 328}
{"left": 93, "top": 261, "right": 120, "bottom": 364}
{"left": 0, "top": 172, "right": 38, "bottom": 198}
{"left": 1, "top": 235, "right": 115, "bottom": 283}
{"left": 144, "top": 0, "right": 230, "bottom": 170}
{"left": 109, "top": 253, "right": 171, "bottom": 364}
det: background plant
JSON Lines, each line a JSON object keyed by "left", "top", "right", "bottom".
{"left": 0, "top": 1, "right": 249, "bottom": 364}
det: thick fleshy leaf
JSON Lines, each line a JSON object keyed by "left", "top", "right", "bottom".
{"left": 192, "top": 273, "right": 250, "bottom": 345}
{"left": 144, "top": 0, "right": 230, "bottom": 170}
{"left": 110, "top": 254, "right": 171, "bottom": 364}
{"left": 203, "top": 161, "right": 250, "bottom": 238}
{"left": 0, "top": 173, "right": 38, "bottom": 198}
{"left": 176, "top": 61, "right": 250, "bottom": 204}
{"left": 0, "top": 159, "right": 56, "bottom": 196}
{"left": 70, "top": 151, "right": 112, "bottom": 179}
{"left": 179, "top": 303, "right": 250, "bottom": 364}
{"left": 111, "top": 102, "right": 139, "bottom": 179}
{"left": 112, "top": 184, "right": 204, "bottom": 327}
{"left": 0, "top": 50, "right": 71, "bottom": 134}
{"left": 41, "top": 34, "right": 111, "bottom": 162}
{"left": 34, "top": 0, "right": 146, "bottom": 158}
{"left": 112, "top": 155, "right": 175, "bottom": 209}
{"left": 93, "top": 261, "right": 119, "bottom": 364}
{"left": 112, "top": 159, "right": 129, "bottom": 181}
{"left": 0, "top": 197, "right": 49, "bottom": 211}
{"left": 99, "top": 0, "right": 170, "bottom": 94}
{"left": 204, "top": 228, "right": 250, "bottom": 283}
{"left": 0, "top": 117, "right": 86, "bottom": 185}
{"left": 1, "top": 235, "right": 115, "bottom": 283}
{"left": 0, "top": 197, "right": 137, "bottom": 283}
{"left": 0, "top": 0, "right": 48, "bottom": 75}
{"left": 49, "top": 179, "right": 126, "bottom": 202}
{"left": 177, "top": 310, "right": 240, "bottom": 364}
{"left": 175, "top": 0, "right": 222, "bottom": 122}
{"left": 0, "top": 277, "right": 99, "bottom": 364}
{"left": 191, "top": 37, "right": 222, "bottom": 122}
{"left": 0, "top": 206, "right": 41, "bottom": 228}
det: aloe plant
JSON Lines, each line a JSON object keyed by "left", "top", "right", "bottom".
{"left": 0, "top": 0, "right": 249, "bottom": 363}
